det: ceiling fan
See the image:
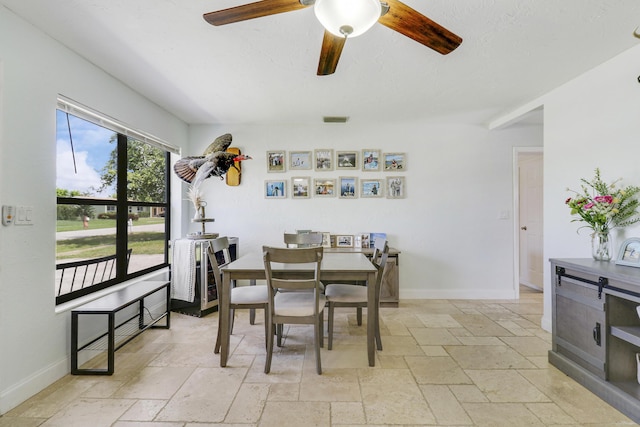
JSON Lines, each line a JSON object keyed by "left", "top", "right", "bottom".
{"left": 203, "top": 0, "right": 462, "bottom": 76}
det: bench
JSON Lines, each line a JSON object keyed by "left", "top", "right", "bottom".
{"left": 71, "top": 280, "right": 170, "bottom": 375}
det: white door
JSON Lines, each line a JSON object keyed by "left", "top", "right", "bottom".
{"left": 519, "top": 152, "right": 543, "bottom": 290}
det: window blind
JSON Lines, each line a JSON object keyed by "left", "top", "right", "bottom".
{"left": 57, "top": 95, "right": 180, "bottom": 154}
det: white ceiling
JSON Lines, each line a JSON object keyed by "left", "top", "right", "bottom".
{"left": 2, "top": 0, "right": 640, "bottom": 125}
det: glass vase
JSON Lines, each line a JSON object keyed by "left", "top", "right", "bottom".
{"left": 591, "top": 230, "right": 612, "bottom": 261}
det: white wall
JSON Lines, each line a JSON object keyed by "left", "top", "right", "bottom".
{"left": 0, "top": 7, "right": 188, "bottom": 413}
{"left": 187, "top": 122, "right": 542, "bottom": 299}
{"left": 541, "top": 43, "right": 640, "bottom": 330}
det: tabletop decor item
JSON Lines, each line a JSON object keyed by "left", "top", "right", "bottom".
{"left": 566, "top": 168, "right": 640, "bottom": 261}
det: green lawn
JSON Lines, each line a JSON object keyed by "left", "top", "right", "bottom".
{"left": 56, "top": 217, "right": 164, "bottom": 232}
{"left": 56, "top": 232, "right": 166, "bottom": 260}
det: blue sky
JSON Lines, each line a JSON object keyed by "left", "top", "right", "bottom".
{"left": 56, "top": 111, "right": 116, "bottom": 195}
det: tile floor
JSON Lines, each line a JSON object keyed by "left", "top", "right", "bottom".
{"left": 1, "top": 287, "right": 636, "bottom": 426}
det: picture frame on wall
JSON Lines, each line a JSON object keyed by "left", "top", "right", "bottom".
{"left": 336, "top": 151, "right": 358, "bottom": 170}
{"left": 291, "top": 176, "right": 310, "bottom": 199}
{"left": 615, "top": 237, "right": 640, "bottom": 267}
{"left": 267, "top": 151, "right": 286, "bottom": 173}
{"left": 383, "top": 152, "right": 406, "bottom": 171}
{"left": 362, "top": 149, "right": 381, "bottom": 171}
{"left": 361, "top": 179, "right": 383, "bottom": 198}
{"left": 265, "top": 180, "right": 286, "bottom": 199}
{"left": 289, "top": 151, "right": 312, "bottom": 170}
{"left": 314, "top": 149, "right": 334, "bottom": 171}
{"left": 386, "top": 176, "right": 405, "bottom": 198}
{"left": 313, "top": 178, "right": 336, "bottom": 197}
{"left": 336, "top": 235, "right": 354, "bottom": 248}
{"left": 339, "top": 176, "right": 358, "bottom": 198}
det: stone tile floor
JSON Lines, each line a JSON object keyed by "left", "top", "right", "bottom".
{"left": 1, "top": 287, "right": 636, "bottom": 426}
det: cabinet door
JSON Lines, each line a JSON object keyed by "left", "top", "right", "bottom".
{"left": 555, "top": 274, "right": 606, "bottom": 378}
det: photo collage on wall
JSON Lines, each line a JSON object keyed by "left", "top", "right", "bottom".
{"left": 265, "top": 149, "right": 406, "bottom": 199}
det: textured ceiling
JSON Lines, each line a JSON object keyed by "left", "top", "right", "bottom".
{"left": 2, "top": 0, "right": 640, "bottom": 125}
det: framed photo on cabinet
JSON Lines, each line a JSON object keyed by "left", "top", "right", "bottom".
{"left": 386, "top": 176, "right": 405, "bottom": 199}
{"left": 289, "top": 151, "right": 312, "bottom": 170}
{"left": 336, "top": 150, "right": 358, "bottom": 170}
{"left": 383, "top": 152, "right": 406, "bottom": 171}
{"left": 361, "top": 179, "right": 383, "bottom": 198}
{"left": 336, "top": 235, "right": 354, "bottom": 248}
{"left": 291, "top": 176, "right": 310, "bottom": 199}
{"left": 313, "top": 178, "right": 336, "bottom": 197}
{"left": 339, "top": 176, "right": 358, "bottom": 199}
{"left": 314, "top": 149, "right": 334, "bottom": 171}
{"left": 362, "top": 149, "right": 381, "bottom": 171}
{"left": 615, "top": 237, "right": 640, "bottom": 267}
{"left": 267, "top": 151, "right": 286, "bottom": 172}
{"left": 265, "top": 180, "right": 286, "bottom": 199}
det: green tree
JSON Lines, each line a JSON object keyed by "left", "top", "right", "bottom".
{"left": 99, "top": 138, "right": 166, "bottom": 202}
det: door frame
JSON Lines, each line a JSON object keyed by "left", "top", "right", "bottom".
{"left": 512, "top": 146, "right": 544, "bottom": 299}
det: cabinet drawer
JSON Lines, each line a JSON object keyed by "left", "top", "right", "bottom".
{"left": 555, "top": 275, "right": 606, "bottom": 378}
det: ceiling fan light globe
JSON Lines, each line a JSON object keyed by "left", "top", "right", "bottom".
{"left": 314, "top": 0, "right": 381, "bottom": 38}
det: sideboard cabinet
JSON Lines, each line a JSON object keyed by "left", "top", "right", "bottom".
{"left": 549, "top": 258, "right": 640, "bottom": 423}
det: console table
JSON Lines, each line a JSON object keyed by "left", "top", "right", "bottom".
{"left": 549, "top": 258, "right": 640, "bottom": 423}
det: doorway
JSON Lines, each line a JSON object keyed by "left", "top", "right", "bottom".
{"left": 514, "top": 148, "right": 544, "bottom": 294}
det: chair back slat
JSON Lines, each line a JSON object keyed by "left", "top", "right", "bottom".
{"left": 284, "top": 232, "right": 323, "bottom": 248}
{"left": 263, "top": 246, "right": 323, "bottom": 292}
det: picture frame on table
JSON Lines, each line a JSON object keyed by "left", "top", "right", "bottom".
{"left": 265, "top": 180, "right": 286, "bottom": 199}
{"left": 339, "top": 176, "right": 358, "bottom": 198}
{"left": 336, "top": 150, "right": 358, "bottom": 170}
{"left": 291, "top": 176, "right": 310, "bottom": 199}
{"left": 314, "top": 149, "right": 334, "bottom": 171}
{"left": 267, "top": 151, "right": 286, "bottom": 172}
{"left": 320, "top": 232, "right": 332, "bottom": 248}
{"left": 336, "top": 235, "right": 354, "bottom": 248}
{"left": 361, "top": 179, "right": 383, "bottom": 198}
{"left": 383, "top": 152, "right": 406, "bottom": 171}
{"left": 362, "top": 149, "right": 381, "bottom": 171}
{"left": 386, "top": 176, "right": 405, "bottom": 198}
{"left": 314, "top": 178, "right": 336, "bottom": 197}
{"left": 615, "top": 237, "right": 640, "bottom": 267}
{"left": 289, "top": 151, "right": 312, "bottom": 170}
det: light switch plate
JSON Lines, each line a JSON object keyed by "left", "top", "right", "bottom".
{"left": 14, "top": 206, "right": 34, "bottom": 225}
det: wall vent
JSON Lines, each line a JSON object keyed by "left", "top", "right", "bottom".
{"left": 323, "top": 116, "right": 349, "bottom": 123}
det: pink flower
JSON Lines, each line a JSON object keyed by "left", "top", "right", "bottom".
{"left": 594, "top": 195, "right": 613, "bottom": 204}
{"left": 584, "top": 203, "right": 594, "bottom": 209}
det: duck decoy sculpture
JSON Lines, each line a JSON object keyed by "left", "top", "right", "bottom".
{"left": 173, "top": 133, "right": 251, "bottom": 187}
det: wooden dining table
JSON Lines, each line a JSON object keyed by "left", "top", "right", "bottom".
{"left": 219, "top": 251, "right": 378, "bottom": 367}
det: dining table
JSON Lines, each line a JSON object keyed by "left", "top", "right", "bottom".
{"left": 218, "top": 251, "right": 378, "bottom": 367}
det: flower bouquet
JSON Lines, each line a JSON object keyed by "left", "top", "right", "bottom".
{"left": 566, "top": 168, "right": 640, "bottom": 260}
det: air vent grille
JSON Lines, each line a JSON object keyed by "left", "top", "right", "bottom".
{"left": 323, "top": 116, "right": 349, "bottom": 123}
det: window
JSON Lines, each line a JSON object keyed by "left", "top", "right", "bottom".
{"left": 55, "top": 98, "right": 175, "bottom": 304}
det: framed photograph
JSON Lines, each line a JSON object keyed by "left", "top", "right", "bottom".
{"left": 336, "top": 235, "right": 354, "bottom": 248}
{"left": 362, "top": 149, "right": 381, "bottom": 171}
{"left": 267, "top": 151, "right": 286, "bottom": 173}
{"left": 320, "top": 232, "right": 331, "bottom": 248}
{"left": 313, "top": 178, "right": 336, "bottom": 197}
{"left": 355, "top": 233, "right": 370, "bottom": 248}
{"left": 336, "top": 151, "right": 358, "bottom": 170}
{"left": 361, "top": 179, "right": 383, "bottom": 198}
{"left": 339, "top": 176, "right": 358, "bottom": 198}
{"left": 314, "top": 149, "right": 334, "bottom": 171}
{"left": 290, "top": 151, "right": 312, "bottom": 170}
{"left": 265, "top": 180, "right": 286, "bottom": 198}
{"left": 369, "top": 232, "right": 387, "bottom": 248}
{"left": 386, "top": 176, "right": 405, "bottom": 199}
{"left": 615, "top": 237, "right": 640, "bottom": 267}
{"left": 383, "top": 152, "right": 406, "bottom": 171}
{"left": 291, "top": 176, "right": 310, "bottom": 199}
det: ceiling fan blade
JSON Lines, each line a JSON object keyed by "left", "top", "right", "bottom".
{"left": 378, "top": 0, "right": 462, "bottom": 55}
{"left": 203, "top": 0, "right": 310, "bottom": 26}
{"left": 317, "top": 30, "right": 347, "bottom": 76}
